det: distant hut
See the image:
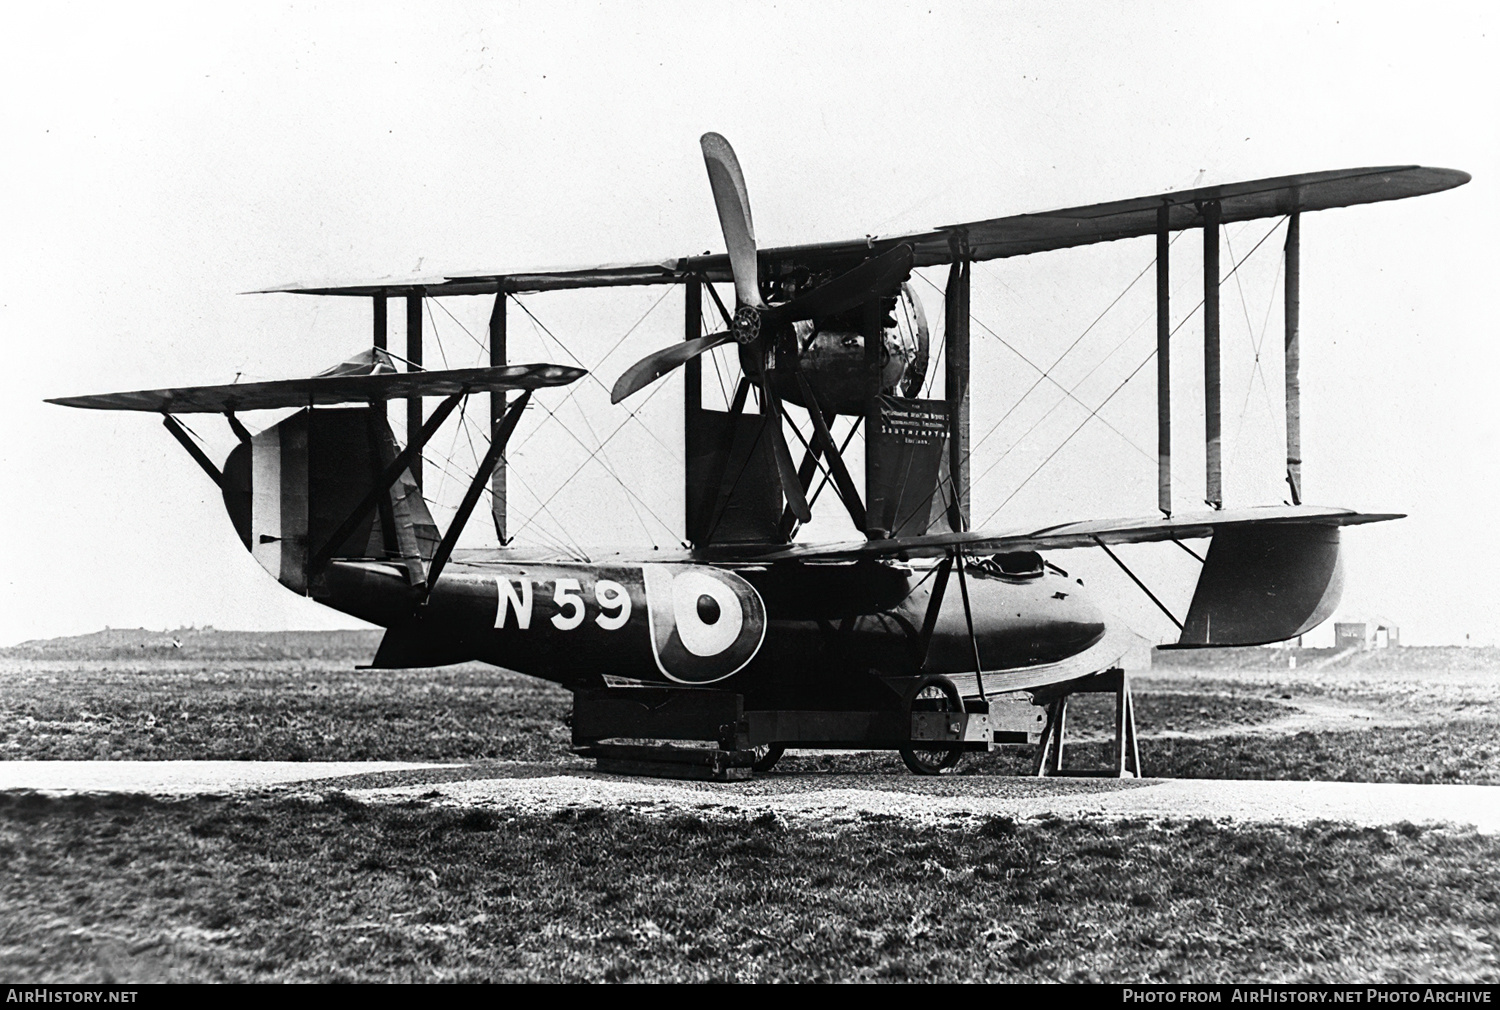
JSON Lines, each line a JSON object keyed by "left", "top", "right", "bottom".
{"left": 1333, "top": 616, "right": 1400, "bottom": 650}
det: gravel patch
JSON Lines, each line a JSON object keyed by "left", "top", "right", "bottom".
{"left": 5, "top": 760, "right": 1496, "bottom": 834}
{"left": 0, "top": 760, "right": 455, "bottom": 794}
{"left": 345, "top": 767, "right": 1500, "bottom": 833}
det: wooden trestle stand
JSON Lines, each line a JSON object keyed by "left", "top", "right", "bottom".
{"left": 1030, "top": 667, "right": 1141, "bottom": 778}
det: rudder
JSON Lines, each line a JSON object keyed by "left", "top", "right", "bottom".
{"left": 222, "top": 406, "right": 439, "bottom": 594}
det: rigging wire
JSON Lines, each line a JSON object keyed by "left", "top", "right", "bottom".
{"left": 430, "top": 297, "right": 489, "bottom": 356}
{"left": 425, "top": 386, "right": 467, "bottom": 511}
{"left": 503, "top": 466, "right": 591, "bottom": 559}
{"left": 414, "top": 451, "right": 585, "bottom": 560}
{"left": 974, "top": 216, "right": 1288, "bottom": 527}
{"left": 507, "top": 376, "right": 681, "bottom": 545}
{"left": 961, "top": 261, "right": 1192, "bottom": 501}
{"left": 1223, "top": 224, "right": 1287, "bottom": 457}
{"left": 1224, "top": 224, "right": 1280, "bottom": 415}
{"left": 421, "top": 299, "right": 463, "bottom": 509}
{"left": 920, "top": 268, "right": 948, "bottom": 400}
{"left": 806, "top": 417, "right": 863, "bottom": 509}
{"left": 500, "top": 281, "right": 676, "bottom": 436}
{"left": 705, "top": 300, "right": 731, "bottom": 407}
{"left": 496, "top": 292, "right": 683, "bottom": 544}
{"left": 507, "top": 294, "right": 666, "bottom": 544}
{"left": 965, "top": 232, "right": 1183, "bottom": 463}
{"left": 424, "top": 299, "right": 454, "bottom": 370}
{"left": 591, "top": 284, "right": 678, "bottom": 373}
{"left": 533, "top": 389, "right": 676, "bottom": 545}
{"left": 968, "top": 289, "right": 1155, "bottom": 462}
{"left": 434, "top": 446, "right": 587, "bottom": 560}
{"left": 506, "top": 294, "right": 684, "bottom": 465}
{"left": 978, "top": 349, "right": 1159, "bottom": 527}
{"left": 565, "top": 387, "right": 660, "bottom": 548}
{"left": 568, "top": 404, "right": 670, "bottom": 545}
{"left": 418, "top": 293, "right": 663, "bottom": 555}
{"left": 895, "top": 245, "right": 1175, "bottom": 539}
{"left": 916, "top": 272, "right": 1155, "bottom": 465}
{"left": 171, "top": 416, "right": 210, "bottom": 445}
{"left": 377, "top": 347, "right": 424, "bottom": 371}
{"left": 779, "top": 408, "right": 839, "bottom": 490}
{"left": 1229, "top": 244, "right": 1287, "bottom": 474}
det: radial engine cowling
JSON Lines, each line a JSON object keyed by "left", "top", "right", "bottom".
{"left": 742, "top": 283, "right": 929, "bottom": 416}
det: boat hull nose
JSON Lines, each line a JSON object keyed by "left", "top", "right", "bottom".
{"left": 926, "top": 569, "right": 1108, "bottom": 673}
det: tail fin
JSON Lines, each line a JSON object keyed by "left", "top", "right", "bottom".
{"left": 221, "top": 406, "right": 439, "bottom": 594}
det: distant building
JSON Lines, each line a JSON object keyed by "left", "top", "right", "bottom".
{"left": 1334, "top": 617, "right": 1400, "bottom": 650}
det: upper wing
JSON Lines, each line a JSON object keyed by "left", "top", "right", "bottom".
{"left": 722, "top": 505, "right": 1401, "bottom": 562}
{"left": 255, "top": 166, "right": 1469, "bottom": 298}
{"left": 47, "top": 362, "right": 585, "bottom": 412}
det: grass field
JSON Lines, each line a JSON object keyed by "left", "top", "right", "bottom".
{"left": 3, "top": 630, "right": 1497, "bottom": 783}
{"left": 0, "top": 657, "right": 571, "bottom": 763}
{"left": 3, "top": 630, "right": 1498, "bottom": 982}
{"left": 2, "top": 791, "right": 1496, "bottom": 983}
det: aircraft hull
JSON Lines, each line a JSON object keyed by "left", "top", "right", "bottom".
{"left": 314, "top": 558, "right": 1115, "bottom": 710}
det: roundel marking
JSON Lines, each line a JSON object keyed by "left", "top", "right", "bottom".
{"left": 641, "top": 564, "right": 766, "bottom": 685}
{"left": 671, "top": 570, "right": 744, "bottom": 657}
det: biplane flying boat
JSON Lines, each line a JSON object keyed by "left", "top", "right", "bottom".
{"left": 49, "top": 135, "right": 1468, "bottom": 777}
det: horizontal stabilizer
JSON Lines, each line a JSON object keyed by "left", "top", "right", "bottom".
{"left": 48, "top": 362, "right": 584, "bottom": 413}
{"left": 739, "top": 505, "right": 1401, "bottom": 562}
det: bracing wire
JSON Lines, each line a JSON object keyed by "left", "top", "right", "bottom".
{"left": 492, "top": 290, "right": 685, "bottom": 545}
{"left": 507, "top": 376, "right": 681, "bottom": 545}
{"left": 1224, "top": 225, "right": 1286, "bottom": 447}
{"left": 901, "top": 259, "right": 1162, "bottom": 538}
{"left": 425, "top": 445, "right": 587, "bottom": 560}
{"left": 591, "top": 284, "right": 678, "bottom": 373}
{"left": 425, "top": 387, "right": 466, "bottom": 512}
{"left": 421, "top": 300, "right": 464, "bottom": 510}
{"left": 921, "top": 268, "right": 948, "bottom": 400}
{"left": 506, "top": 294, "right": 683, "bottom": 465}
{"left": 1229, "top": 243, "right": 1287, "bottom": 473}
{"left": 977, "top": 348, "right": 1160, "bottom": 527}
{"left": 916, "top": 272, "right": 1155, "bottom": 466}
{"left": 1224, "top": 225, "right": 1280, "bottom": 409}
{"left": 806, "top": 417, "right": 863, "bottom": 510}
{"left": 424, "top": 299, "right": 454, "bottom": 371}
{"left": 418, "top": 451, "right": 581, "bottom": 559}
{"left": 973, "top": 216, "right": 1288, "bottom": 527}
{"left": 418, "top": 293, "right": 665, "bottom": 555}
{"left": 430, "top": 298, "right": 489, "bottom": 356}
{"left": 706, "top": 300, "right": 731, "bottom": 408}
{"left": 965, "top": 231, "right": 1184, "bottom": 463}
{"left": 961, "top": 263, "right": 1189, "bottom": 501}
{"left": 565, "top": 390, "right": 660, "bottom": 548}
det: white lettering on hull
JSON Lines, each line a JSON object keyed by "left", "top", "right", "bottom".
{"left": 495, "top": 576, "right": 534, "bottom": 629}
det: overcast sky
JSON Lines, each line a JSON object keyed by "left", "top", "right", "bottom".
{"left": 3, "top": 2, "right": 1495, "bottom": 646}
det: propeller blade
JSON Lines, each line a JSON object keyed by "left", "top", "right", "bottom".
{"left": 759, "top": 368, "right": 812, "bottom": 522}
{"left": 701, "top": 133, "right": 766, "bottom": 312}
{"left": 611, "top": 330, "right": 734, "bottom": 404}
{"left": 770, "top": 243, "right": 915, "bottom": 324}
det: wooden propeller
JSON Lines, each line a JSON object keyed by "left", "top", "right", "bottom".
{"left": 611, "top": 133, "right": 913, "bottom": 520}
